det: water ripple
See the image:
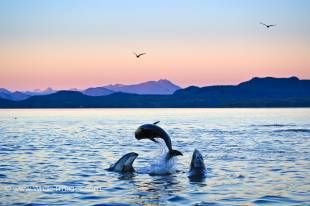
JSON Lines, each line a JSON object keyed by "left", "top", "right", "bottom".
{"left": 0, "top": 108, "right": 309, "bottom": 205}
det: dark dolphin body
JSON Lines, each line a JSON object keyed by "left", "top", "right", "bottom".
{"left": 135, "top": 122, "right": 182, "bottom": 159}
{"left": 188, "top": 149, "right": 206, "bottom": 180}
{"left": 107, "top": 152, "right": 138, "bottom": 173}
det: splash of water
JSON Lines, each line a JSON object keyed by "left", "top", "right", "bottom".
{"left": 148, "top": 139, "right": 178, "bottom": 175}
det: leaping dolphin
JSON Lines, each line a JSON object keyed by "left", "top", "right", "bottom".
{"left": 188, "top": 149, "right": 206, "bottom": 180}
{"left": 107, "top": 152, "right": 138, "bottom": 173}
{"left": 135, "top": 121, "right": 183, "bottom": 159}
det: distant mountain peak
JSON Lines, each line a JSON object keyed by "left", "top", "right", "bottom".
{"left": 82, "top": 86, "right": 114, "bottom": 96}
{"left": 158, "top": 79, "right": 170, "bottom": 83}
{"left": 103, "top": 79, "right": 181, "bottom": 95}
{"left": 105, "top": 83, "right": 125, "bottom": 88}
{"left": 239, "top": 76, "right": 301, "bottom": 87}
{"left": 249, "top": 76, "right": 299, "bottom": 82}
{"left": 0, "top": 88, "right": 11, "bottom": 94}
{"left": 44, "top": 87, "right": 54, "bottom": 92}
{"left": 0, "top": 89, "right": 29, "bottom": 101}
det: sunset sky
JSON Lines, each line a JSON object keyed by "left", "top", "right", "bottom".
{"left": 0, "top": 0, "right": 309, "bottom": 91}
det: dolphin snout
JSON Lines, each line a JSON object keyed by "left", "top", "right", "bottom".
{"left": 191, "top": 149, "right": 205, "bottom": 168}
{"left": 135, "top": 127, "right": 142, "bottom": 140}
{"left": 125, "top": 152, "right": 139, "bottom": 165}
{"left": 131, "top": 152, "right": 138, "bottom": 157}
{"left": 189, "top": 149, "right": 206, "bottom": 180}
{"left": 193, "top": 149, "right": 202, "bottom": 158}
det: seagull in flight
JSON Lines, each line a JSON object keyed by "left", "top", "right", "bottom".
{"left": 133, "top": 52, "right": 146, "bottom": 58}
{"left": 260, "top": 22, "right": 276, "bottom": 29}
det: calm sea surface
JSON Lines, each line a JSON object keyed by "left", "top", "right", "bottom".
{"left": 0, "top": 109, "right": 309, "bottom": 206}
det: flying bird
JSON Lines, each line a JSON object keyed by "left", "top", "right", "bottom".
{"left": 133, "top": 52, "right": 146, "bottom": 58}
{"left": 260, "top": 22, "right": 276, "bottom": 29}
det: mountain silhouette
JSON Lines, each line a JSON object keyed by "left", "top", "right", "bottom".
{"left": 23, "top": 87, "right": 56, "bottom": 96}
{"left": 103, "top": 79, "right": 181, "bottom": 95}
{"left": 0, "top": 77, "right": 309, "bottom": 108}
{"left": 0, "top": 79, "right": 181, "bottom": 101}
{"left": 173, "top": 76, "right": 310, "bottom": 107}
{"left": 0, "top": 89, "right": 30, "bottom": 101}
{"left": 82, "top": 87, "right": 114, "bottom": 96}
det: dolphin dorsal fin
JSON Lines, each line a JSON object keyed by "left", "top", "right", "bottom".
{"left": 153, "top": 121, "right": 160, "bottom": 125}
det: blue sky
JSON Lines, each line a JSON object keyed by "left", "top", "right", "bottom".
{"left": 1, "top": 0, "right": 309, "bottom": 41}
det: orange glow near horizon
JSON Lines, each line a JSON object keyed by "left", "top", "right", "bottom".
{"left": 1, "top": 39, "right": 309, "bottom": 91}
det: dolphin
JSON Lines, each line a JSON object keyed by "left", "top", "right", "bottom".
{"left": 107, "top": 152, "right": 138, "bottom": 173}
{"left": 135, "top": 121, "right": 182, "bottom": 159}
{"left": 188, "top": 149, "right": 206, "bottom": 179}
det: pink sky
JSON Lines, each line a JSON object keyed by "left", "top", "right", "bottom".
{"left": 1, "top": 39, "right": 309, "bottom": 91}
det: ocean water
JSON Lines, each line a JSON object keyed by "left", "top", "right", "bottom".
{"left": 0, "top": 108, "right": 309, "bottom": 206}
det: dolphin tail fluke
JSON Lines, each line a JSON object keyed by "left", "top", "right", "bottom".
{"left": 167, "top": 149, "right": 183, "bottom": 159}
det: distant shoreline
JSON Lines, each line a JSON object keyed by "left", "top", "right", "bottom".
{"left": 1, "top": 76, "right": 310, "bottom": 108}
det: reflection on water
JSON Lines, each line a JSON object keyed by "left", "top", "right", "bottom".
{"left": 0, "top": 108, "right": 309, "bottom": 205}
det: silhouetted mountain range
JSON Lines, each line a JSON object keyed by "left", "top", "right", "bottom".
{"left": 103, "top": 79, "right": 181, "bottom": 95}
{"left": 82, "top": 87, "right": 114, "bottom": 96}
{"left": 0, "top": 79, "right": 181, "bottom": 100}
{"left": 81, "top": 79, "right": 180, "bottom": 96}
{"left": 0, "top": 77, "right": 309, "bottom": 108}
{"left": 0, "top": 88, "right": 30, "bottom": 101}
{"left": 23, "top": 87, "right": 56, "bottom": 96}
